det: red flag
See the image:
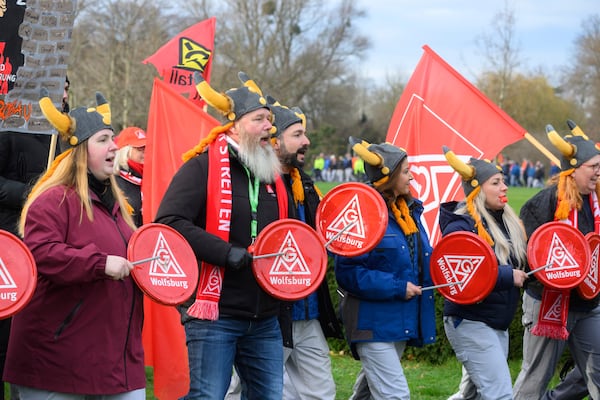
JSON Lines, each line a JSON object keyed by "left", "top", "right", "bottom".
{"left": 386, "top": 45, "right": 525, "bottom": 245}
{"left": 143, "top": 17, "right": 216, "bottom": 108}
{"left": 142, "top": 77, "right": 219, "bottom": 399}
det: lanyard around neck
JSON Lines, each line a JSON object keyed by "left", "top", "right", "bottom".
{"left": 242, "top": 165, "right": 260, "bottom": 239}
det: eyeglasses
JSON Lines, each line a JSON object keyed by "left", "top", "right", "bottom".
{"left": 582, "top": 163, "right": 600, "bottom": 172}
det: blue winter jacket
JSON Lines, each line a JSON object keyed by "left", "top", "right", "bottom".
{"left": 335, "top": 198, "right": 436, "bottom": 357}
{"left": 439, "top": 201, "right": 521, "bottom": 331}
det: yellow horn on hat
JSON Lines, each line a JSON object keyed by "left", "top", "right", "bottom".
{"left": 443, "top": 146, "right": 475, "bottom": 180}
{"left": 95, "top": 92, "right": 111, "bottom": 126}
{"left": 39, "top": 88, "right": 73, "bottom": 135}
{"left": 566, "top": 119, "right": 589, "bottom": 140}
{"left": 547, "top": 124, "right": 575, "bottom": 158}
{"left": 238, "top": 71, "right": 264, "bottom": 95}
{"left": 352, "top": 140, "right": 383, "bottom": 168}
{"left": 193, "top": 71, "right": 232, "bottom": 116}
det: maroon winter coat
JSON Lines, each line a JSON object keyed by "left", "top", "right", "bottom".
{"left": 3, "top": 186, "right": 145, "bottom": 394}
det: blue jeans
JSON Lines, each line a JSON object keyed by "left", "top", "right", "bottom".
{"left": 183, "top": 316, "right": 283, "bottom": 400}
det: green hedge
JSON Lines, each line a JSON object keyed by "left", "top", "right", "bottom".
{"left": 326, "top": 263, "right": 526, "bottom": 364}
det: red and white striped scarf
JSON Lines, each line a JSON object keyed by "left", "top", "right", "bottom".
{"left": 531, "top": 192, "right": 600, "bottom": 340}
{"left": 186, "top": 134, "right": 287, "bottom": 320}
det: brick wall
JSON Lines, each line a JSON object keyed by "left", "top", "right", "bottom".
{"left": 0, "top": 0, "right": 76, "bottom": 134}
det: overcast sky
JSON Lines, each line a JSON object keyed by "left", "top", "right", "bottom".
{"left": 352, "top": 0, "right": 595, "bottom": 85}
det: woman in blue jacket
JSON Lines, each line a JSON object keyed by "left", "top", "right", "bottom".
{"left": 335, "top": 138, "right": 436, "bottom": 400}
{"left": 440, "top": 147, "right": 528, "bottom": 400}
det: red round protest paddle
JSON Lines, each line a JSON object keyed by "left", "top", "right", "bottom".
{"left": 577, "top": 232, "right": 600, "bottom": 300}
{"left": 128, "top": 223, "right": 198, "bottom": 305}
{"left": 0, "top": 230, "right": 37, "bottom": 318}
{"left": 429, "top": 231, "right": 497, "bottom": 304}
{"left": 315, "top": 182, "right": 387, "bottom": 257}
{"left": 527, "top": 222, "right": 589, "bottom": 290}
{"left": 252, "top": 219, "right": 327, "bottom": 301}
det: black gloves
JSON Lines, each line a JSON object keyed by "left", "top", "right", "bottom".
{"left": 226, "top": 246, "right": 253, "bottom": 270}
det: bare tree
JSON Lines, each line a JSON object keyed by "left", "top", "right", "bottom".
{"left": 562, "top": 14, "right": 600, "bottom": 135}
{"left": 68, "top": 0, "right": 175, "bottom": 130}
{"left": 475, "top": 0, "right": 521, "bottom": 108}
{"left": 194, "top": 0, "right": 371, "bottom": 133}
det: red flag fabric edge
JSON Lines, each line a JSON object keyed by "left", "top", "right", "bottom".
{"left": 385, "top": 45, "right": 526, "bottom": 245}
{"left": 143, "top": 17, "right": 216, "bottom": 107}
{"left": 142, "top": 77, "right": 219, "bottom": 399}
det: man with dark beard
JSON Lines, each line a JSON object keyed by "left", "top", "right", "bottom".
{"left": 268, "top": 98, "right": 343, "bottom": 400}
{"left": 155, "top": 72, "right": 290, "bottom": 400}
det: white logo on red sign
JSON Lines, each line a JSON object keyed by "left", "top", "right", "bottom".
{"left": 589, "top": 242, "right": 599, "bottom": 286}
{"left": 543, "top": 293, "right": 565, "bottom": 322}
{"left": 150, "top": 232, "right": 186, "bottom": 277}
{"left": 269, "top": 230, "right": 310, "bottom": 275}
{"left": 545, "top": 233, "right": 581, "bottom": 277}
{"left": 582, "top": 242, "right": 599, "bottom": 292}
{"left": 149, "top": 232, "right": 191, "bottom": 291}
{"left": 0, "top": 258, "right": 17, "bottom": 289}
{"left": 441, "top": 255, "right": 485, "bottom": 294}
{"left": 326, "top": 194, "right": 365, "bottom": 239}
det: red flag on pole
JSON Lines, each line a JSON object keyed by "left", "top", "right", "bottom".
{"left": 142, "top": 77, "right": 219, "bottom": 399}
{"left": 386, "top": 45, "right": 525, "bottom": 245}
{"left": 143, "top": 17, "right": 216, "bottom": 108}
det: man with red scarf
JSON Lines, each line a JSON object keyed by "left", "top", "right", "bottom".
{"left": 513, "top": 121, "right": 600, "bottom": 400}
{"left": 154, "top": 72, "right": 289, "bottom": 399}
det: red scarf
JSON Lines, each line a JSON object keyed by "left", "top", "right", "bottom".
{"left": 186, "top": 134, "right": 288, "bottom": 320}
{"left": 128, "top": 159, "right": 144, "bottom": 176}
{"left": 531, "top": 193, "right": 600, "bottom": 340}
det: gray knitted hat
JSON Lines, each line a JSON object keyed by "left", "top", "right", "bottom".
{"left": 350, "top": 137, "right": 407, "bottom": 184}
{"left": 443, "top": 146, "right": 502, "bottom": 196}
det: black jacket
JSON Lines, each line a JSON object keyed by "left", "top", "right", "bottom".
{"left": 155, "top": 147, "right": 288, "bottom": 321}
{"left": 115, "top": 168, "right": 143, "bottom": 227}
{"left": 520, "top": 185, "right": 600, "bottom": 311}
{"left": 279, "top": 168, "right": 344, "bottom": 348}
{"left": 439, "top": 201, "right": 522, "bottom": 331}
{"left": 0, "top": 132, "right": 53, "bottom": 235}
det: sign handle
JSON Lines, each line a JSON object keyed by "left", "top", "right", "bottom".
{"left": 526, "top": 263, "right": 552, "bottom": 277}
{"left": 132, "top": 255, "right": 169, "bottom": 267}
{"left": 253, "top": 251, "right": 286, "bottom": 260}
{"left": 421, "top": 280, "right": 465, "bottom": 291}
{"left": 324, "top": 220, "right": 357, "bottom": 248}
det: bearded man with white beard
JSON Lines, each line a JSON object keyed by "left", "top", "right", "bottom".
{"left": 155, "top": 72, "right": 292, "bottom": 400}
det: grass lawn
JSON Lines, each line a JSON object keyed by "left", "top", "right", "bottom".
{"left": 142, "top": 354, "right": 561, "bottom": 399}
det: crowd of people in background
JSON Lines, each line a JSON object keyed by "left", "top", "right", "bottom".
{"left": 501, "top": 157, "right": 561, "bottom": 188}
{"left": 312, "top": 152, "right": 366, "bottom": 183}
{"left": 313, "top": 153, "right": 564, "bottom": 189}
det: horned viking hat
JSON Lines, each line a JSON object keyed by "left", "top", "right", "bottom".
{"left": 547, "top": 119, "right": 600, "bottom": 171}
{"left": 266, "top": 96, "right": 306, "bottom": 138}
{"left": 39, "top": 87, "right": 112, "bottom": 149}
{"left": 350, "top": 137, "right": 407, "bottom": 186}
{"left": 443, "top": 146, "right": 502, "bottom": 196}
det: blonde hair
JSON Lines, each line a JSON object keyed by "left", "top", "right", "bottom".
{"left": 455, "top": 190, "right": 527, "bottom": 270}
{"left": 19, "top": 142, "right": 136, "bottom": 236}
{"left": 113, "top": 145, "right": 131, "bottom": 174}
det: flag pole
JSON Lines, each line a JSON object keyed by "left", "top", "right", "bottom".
{"left": 524, "top": 132, "right": 560, "bottom": 167}
{"left": 46, "top": 134, "right": 58, "bottom": 170}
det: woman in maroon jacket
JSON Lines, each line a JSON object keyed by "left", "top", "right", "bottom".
{"left": 3, "top": 90, "right": 145, "bottom": 399}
